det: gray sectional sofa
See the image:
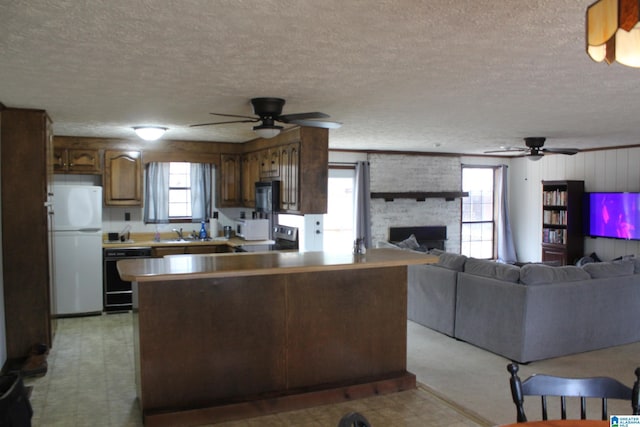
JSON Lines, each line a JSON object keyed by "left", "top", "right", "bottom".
{"left": 407, "top": 251, "right": 640, "bottom": 363}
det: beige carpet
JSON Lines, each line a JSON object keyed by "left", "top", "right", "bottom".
{"left": 407, "top": 320, "right": 640, "bottom": 426}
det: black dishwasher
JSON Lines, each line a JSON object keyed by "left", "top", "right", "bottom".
{"left": 103, "top": 247, "right": 152, "bottom": 312}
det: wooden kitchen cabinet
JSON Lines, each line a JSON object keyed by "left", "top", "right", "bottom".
{"left": 279, "top": 142, "right": 300, "bottom": 212}
{"left": 1, "top": 107, "right": 54, "bottom": 360}
{"left": 275, "top": 128, "right": 328, "bottom": 214}
{"left": 103, "top": 150, "right": 142, "bottom": 206}
{"left": 53, "top": 147, "right": 101, "bottom": 174}
{"left": 152, "top": 246, "right": 186, "bottom": 258}
{"left": 220, "top": 153, "right": 241, "bottom": 207}
{"left": 185, "top": 245, "right": 233, "bottom": 254}
{"left": 241, "top": 151, "right": 260, "bottom": 208}
{"left": 259, "top": 148, "right": 280, "bottom": 179}
{"left": 152, "top": 245, "right": 232, "bottom": 257}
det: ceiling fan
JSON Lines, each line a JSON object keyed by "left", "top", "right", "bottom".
{"left": 191, "top": 97, "right": 342, "bottom": 138}
{"left": 485, "top": 137, "right": 579, "bottom": 160}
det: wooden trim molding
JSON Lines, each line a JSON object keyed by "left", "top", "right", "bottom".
{"left": 371, "top": 191, "right": 469, "bottom": 201}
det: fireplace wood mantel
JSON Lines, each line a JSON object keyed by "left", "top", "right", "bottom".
{"left": 371, "top": 191, "right": 468, "bottom": 201}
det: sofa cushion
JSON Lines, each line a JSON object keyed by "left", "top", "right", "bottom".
{"left": 520, "top": 264, "right": 590, "bottom": 285}
{"left": 395, "top": 234, "right": 421, "bottom": 250}
{"left": 495, "top": 263, "right": 521, "bottom": 283}
{"left": 463, "top": 258, "right": 495, "bottom": 277}
{"left": 463, "top": 258, "right": 520, "bottom": 283}
{"left": 437, "top": 252, "right": 467, "bottom": 271}
{"left": 376, "top": 240, "right": 401, "bottom": 249}
{"left": 582, "top": 260, "right": 635, "bottom": 278}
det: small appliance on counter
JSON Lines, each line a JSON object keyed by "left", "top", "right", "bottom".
{"left": 235, "top": 218, "right": 269, "bottom": 240}
{"left": 236, "top": 225, "right": 299, "bottom": 252}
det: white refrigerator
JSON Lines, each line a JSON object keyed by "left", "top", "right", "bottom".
{"left": 52, "top": 185, "right": 103, "bottom": 315}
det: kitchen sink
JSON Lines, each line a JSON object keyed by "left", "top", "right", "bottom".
{"left": 158, "top": 238, "right": 211, "bottom": 244}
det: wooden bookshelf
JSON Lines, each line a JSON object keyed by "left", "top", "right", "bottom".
{"left": 541, "top": 180, "right": 584, "bottom": 265}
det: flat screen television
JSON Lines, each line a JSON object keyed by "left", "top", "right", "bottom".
{"left": 585, "top": 192, "right": 640, "bottom": 240}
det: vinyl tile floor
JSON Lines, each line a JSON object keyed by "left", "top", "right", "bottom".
{"left": 24, "top": 313, "right": 489, "bottom": 427}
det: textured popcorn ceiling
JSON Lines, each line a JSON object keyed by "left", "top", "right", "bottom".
{"left": 1, "top": 0, "right": 637, "bottom": 155}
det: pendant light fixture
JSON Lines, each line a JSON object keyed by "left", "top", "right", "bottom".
{"left": 586, "top": 0, "right": 640, "bottom": 67}
{"left": 133, "top": 126, "right": 167, "bottom": 141}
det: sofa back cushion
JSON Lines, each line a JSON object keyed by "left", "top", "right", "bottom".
{"left": 463, "top": 258, "right": 520, "bottom": 283}
{"left": 520, "top": 264, "right": 590, "bottom": 286}
{"left": 582, "top": 260, "right": 635, "bottom": 278}
{"left": 437, "top": 252, "right": 467, "bottom": 271}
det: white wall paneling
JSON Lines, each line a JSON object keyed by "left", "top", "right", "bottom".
{"left": 509, "top": 147, "right": 640, "bottom": 262}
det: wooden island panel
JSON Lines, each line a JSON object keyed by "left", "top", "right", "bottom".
{"left": 286, "top": 267, "right": 407, "bottom": 388}
{"left": 125, "top": 249, "right": 435, "bottom": 426}
{"left": 135, "top": 276, "right": 287, "bottom": 411}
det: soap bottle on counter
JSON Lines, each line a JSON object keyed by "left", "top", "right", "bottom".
{"left": 199, "top": 221, "right": 207, "bottom": 240}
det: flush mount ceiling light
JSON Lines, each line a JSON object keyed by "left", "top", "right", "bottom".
{"left": 252, "top": 123, "right": 283, "bottom": 139}
{"left": 133, "top": 126, "right": 167, "bottom": 141}
{"left": 586, "top": 0, "right": 640, "bottom": 67}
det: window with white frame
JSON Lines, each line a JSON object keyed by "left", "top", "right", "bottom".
{"left": 461, "top": 167, "right": 495, "bottom": 259}
{"left": 168, "top": 162, "right": 192, "bottom": 218}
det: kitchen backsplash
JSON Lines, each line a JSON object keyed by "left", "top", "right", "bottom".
{"left": 52, "top": 174, "right": 251, "bottom": 238}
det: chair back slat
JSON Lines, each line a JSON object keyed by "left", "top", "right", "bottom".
{"left": 541, "top": 396, "right": 548, "bottom": 420}
{"left": 508, "top": 363, "right": 640, "bottom": 423}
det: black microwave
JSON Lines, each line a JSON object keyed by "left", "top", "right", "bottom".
{"left": 255, "top": 181, "right": 280, "bottom": 213}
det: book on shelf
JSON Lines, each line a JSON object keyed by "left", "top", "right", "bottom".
{"left": 542, "top": 228, "right": 566, "bottom": 244}
{"left": 543, "top": 210, "right": 567, "bottom": 225}
{"left": 543, "top": 189, "right": 567, "bottom": 206}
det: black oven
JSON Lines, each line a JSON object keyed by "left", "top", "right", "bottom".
{"left": 103, "top": 247, "right": 152, "bottom": 312}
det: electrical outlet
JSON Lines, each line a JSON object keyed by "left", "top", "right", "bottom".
{"left": 125, "top": 212, "right": 131, "bottom": 221}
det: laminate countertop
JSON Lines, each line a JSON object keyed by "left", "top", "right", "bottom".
{"left": 117, "top": 248, "right": 437, "bottom": 282}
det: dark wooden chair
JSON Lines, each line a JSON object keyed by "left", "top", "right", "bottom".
{"left": 338, "top": 411, "right": 371, "bottom": 427}
{"left": 507, "top": 363, "right": 640, "bottom": 422}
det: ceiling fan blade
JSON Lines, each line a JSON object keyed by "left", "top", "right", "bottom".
{"left": 542, "top": 148, "right": 579, "bottom": 155}
{"left": 190, "top": 118, "right": 259, "bottom": 127}
{"left": 286, "top": 118, "right": 342, "bottom": 129}
{"left": 484, "top": 147, "right": 527, "bottom": 154}
{"left": 278, "top": 112, "right": 330, "bottom": 123}
{"left": 209, "top": 112, "right": 257, "bottom": 120}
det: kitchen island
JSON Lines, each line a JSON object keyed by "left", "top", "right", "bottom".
{"left": 118, "top": 248, "right": 437, "bottom": 426}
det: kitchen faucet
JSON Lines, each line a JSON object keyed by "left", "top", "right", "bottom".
{"left": 172, "top": 228, "right": 184, "bottom": 240}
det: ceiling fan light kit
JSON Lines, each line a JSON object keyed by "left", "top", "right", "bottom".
{"left": 586, "top": 0, "right": 640, "bottom": 67}
{"left": 190, "top": 97, "right": 341, "bottom": 138}
{"left": 253, "top": 124, "right": 283, "bottom": 139}
{"left": 133, "top": 126, "right": 167, "bottom": 141}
